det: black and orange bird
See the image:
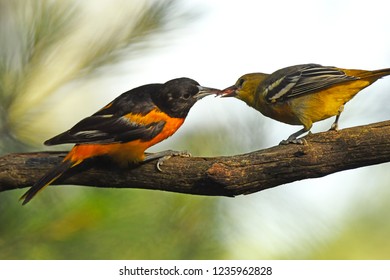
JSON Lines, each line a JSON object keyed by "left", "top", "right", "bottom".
{"left": 20, "top": 78, "right": 221, "bottom": 205}
{"left": 221, "top": 64, "right": 390, "bottom": 144}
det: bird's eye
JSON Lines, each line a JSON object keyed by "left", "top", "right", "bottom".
{"left": 237, "top": 78, "right": 245, "bottom": 88}
{"left": 183, "top": 93, "right": 191, "bottom": 99}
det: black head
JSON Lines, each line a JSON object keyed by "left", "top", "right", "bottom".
{"left": 153, "top": 77, "right": 221, "bottom": 118}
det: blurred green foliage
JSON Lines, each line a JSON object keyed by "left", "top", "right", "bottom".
{"left": 0, "top": 0, "right": 226, "bottom": 260}
{"left": 0, "top": 188, "right": 226, "bottom": 259}
{"left": 311, "top": 184, "right": 390, "bottom": 259}
{"left": 0, "top": 0, "right": 192, "bottom": 151}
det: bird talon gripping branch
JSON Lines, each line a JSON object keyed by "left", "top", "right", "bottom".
{"left": 20, "top": 78, "right": 221, "bottom": 204}
{"left": 220, "top": 63, "right": 390, "bottom": 144}
{"left": 329, "top": 123, "right": 339, "bottom": 131}
{"left": 155, "top": 150, "right": 192, "bottom": 172}
{"left": 279, "top": 137, "right": 307, "bottom": 146}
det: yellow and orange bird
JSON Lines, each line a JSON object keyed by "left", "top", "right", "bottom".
{"left": 221, "top": 63, "right": 390, "bottom": 144}
{"left": 21, "top": 78, "right": 220, "bottom": 205}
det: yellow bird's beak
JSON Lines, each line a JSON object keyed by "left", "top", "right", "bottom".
{"left": 219, "top": 85, "right": 238, "bottom": 97}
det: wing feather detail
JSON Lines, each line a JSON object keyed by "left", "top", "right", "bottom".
{"left": 264, "top": 64, "right": 359, "bottom": 103}
{"left": 45, "top": 114, "right": 166, "bottom": 145}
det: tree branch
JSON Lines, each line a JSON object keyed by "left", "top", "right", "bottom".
{"left": 1, "top": 120, "right": 390, "bottom": 197}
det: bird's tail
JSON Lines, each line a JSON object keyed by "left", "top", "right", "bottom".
{"left": 20, "top": 159, "right": 75, "bottom": 205}
{"left": 354, "top": 68, "right": 390, "bottom": 80}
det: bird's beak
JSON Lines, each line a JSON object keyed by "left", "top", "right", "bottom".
{"left": 195, "top": 86, "right": 222, "bottom": 99}
{"left": 220, "top": 85, "right": 238, "bottom": 97}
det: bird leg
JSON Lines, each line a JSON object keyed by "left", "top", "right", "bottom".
{"left": 329, "top": 105, "right": 344, "bottom": 131}
{"left": 280, "top": 127, "right": 308, "bottom": 145}
{"left": 143, "top": 150, "right": 192, "bottom": 172}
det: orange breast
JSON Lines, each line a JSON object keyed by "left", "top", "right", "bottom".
{"left": 65, "top": 109, "right": 185, "bottom": 166}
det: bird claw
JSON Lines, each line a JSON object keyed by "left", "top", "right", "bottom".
{"left": 156, "top": 150, "right": 192, "bottom": 172}
{"left": 329, "top": 123, "right": 339, "bottom": 131}
{"left": 279, "top": 137, "right": 307, "bottom": 145}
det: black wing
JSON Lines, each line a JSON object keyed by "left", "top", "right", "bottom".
{"left": 262, "top": 64, "right": 359, "bottom": 103}
{"left": 45, "top": 84, "right": 165, "bottom": 145}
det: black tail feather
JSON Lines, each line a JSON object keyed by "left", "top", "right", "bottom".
{"left": 20, "top": 160, "right": 73, "bottom": 205}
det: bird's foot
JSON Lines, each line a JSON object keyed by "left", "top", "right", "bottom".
{"left": 144, "top": 150, "right": 192, "bottom": 171}
{"left": 279, "top": 137, "right": 307, "bottom": 145}
{"left": 143, "top": 150, "right": 192, "bottom": 172}
{"left": 156, "top": 150, "right": 191, "bottom": 172}
{"left": 329, "top": 122, "right": 339, "bottom": 131}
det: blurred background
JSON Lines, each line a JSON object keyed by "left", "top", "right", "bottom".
{"left": 1, "top": 0, "right": 390, "bottom": 259}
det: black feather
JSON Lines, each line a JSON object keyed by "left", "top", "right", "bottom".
{"left": 20, "top": 160, "right": 73, "bottom": 205}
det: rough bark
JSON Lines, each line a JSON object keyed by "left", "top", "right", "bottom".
{"left": 1, "top": 120, "right": 390, "bottom": 197}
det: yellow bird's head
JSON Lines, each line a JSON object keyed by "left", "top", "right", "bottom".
{"left": 221, "top": 73, "right": 268, "bottom": 106}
